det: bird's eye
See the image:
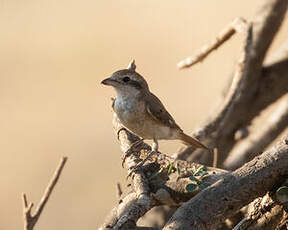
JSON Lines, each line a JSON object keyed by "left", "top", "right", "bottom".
{"left": 122, "top": 77, "right": 130, "bottom": 82}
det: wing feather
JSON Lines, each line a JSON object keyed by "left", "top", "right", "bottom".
{"left": 145, "top": 93, "right": 181, "bottom": 130}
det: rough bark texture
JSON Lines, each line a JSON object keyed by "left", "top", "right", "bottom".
{"left": 224, "top": 95, "right": 288, "bottom": 170}
{"left": 163, "top": 137, "right": 288, "bottom": 230}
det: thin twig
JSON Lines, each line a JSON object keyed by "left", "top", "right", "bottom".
{"left": 178, "top": 0, "right": 288, "bottom": 166}
{"left": 116, "top": 183, "right": 122, "bottom": 199}
{"left": 195, "top": 23, "right": 252, "bottom": 140}
{"left": 22, "top": 156, "right": 68, "bottom": 230}
{"left": 177, "top": 21, "right": 252, "bottom": 161}
{"left": 177, "top": 17, "right": 247, "bottom": 69}
{"left": 212, "top": 148, "right": 218, "bottom": 168}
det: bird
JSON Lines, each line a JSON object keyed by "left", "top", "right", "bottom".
{"left": 101, "top": 60, "right": 209, "bottom": 167}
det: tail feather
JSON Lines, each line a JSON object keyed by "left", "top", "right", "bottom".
{"left": 179, "top": 132, "right": 209, "bottom": 150}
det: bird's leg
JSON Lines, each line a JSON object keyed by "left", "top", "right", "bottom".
{"left": 122, "top": 138, "right": 144, "bottom": 167}
{"left": 136, "top": 138, "right": 159, "bottom": 167}
{"left": 152, "top": 138, "right": 159, "bottom": 152}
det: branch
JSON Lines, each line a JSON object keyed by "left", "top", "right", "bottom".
{"left": 224, "top": 94, "right": 288, "bottom": 170}
{"left": 163, "top": 135, "right": 288, "bottom": 230}
{"left": 177, "top": 19, "right": 252, "bottom": 160}
{"left": 22, "top": 156, "right": 68, "bottom": 230}
{"left": 193, "top": 22, "right": 252, "bottom": 141}
{"left": 233, "top": 194, "right": 284, "bottom": 230}
{"left": 177, "top": 17, "right": 248, "bottom": 69}
{"left": 179, "top": 0, "right": 288, "bottom": 164}
{"left": 277, "top": 212, "right": 288, "bottom": 230}
{"left": 264, "top": 40, "right": 288, "bottom": 65}
{"left": 100, "top": 115, "right": 227, "bottom": 229}
{"left": 210, "top": 0, "right": 288, "bottom": 163}
{"left": 233, "top": 178, "right": 288, "bottom": 230}
{"left": 102, "top": 1, "right": 288, "bottom": 228}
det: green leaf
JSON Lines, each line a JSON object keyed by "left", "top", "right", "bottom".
{"left": 194, "top": 165, "right": 207, "bottom": 176}
{"left": 199, "top": 182, "right": 209, "bottom": 191}
{"left": 276, "top": 186, "right": 288, "bottom": 203}
{"left": 186, "top": 183, "right": 198, "bottom": 193}
{"left": 168, "top": 162, "right": 174, "bottom": 175}
{"left": 197, "top": 171, "right": 209, "bottom": 178}
{"left": 190, "top": 165, "right": 196, "bottom": 174}
{"left": 189, "top": 176, "right": 201, "bottom": 184}
{"left": 177, "top": 166, "right": 181, "bottom": 176}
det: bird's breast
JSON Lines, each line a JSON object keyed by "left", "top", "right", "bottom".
{"left": 114, "top": 98, "right": 145, "bottom": 127}
{"left": 114, "top": 97, "right": 179, "bottom": 140}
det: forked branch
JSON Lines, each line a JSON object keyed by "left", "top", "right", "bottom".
{"left": 22, "top": 157, "right": 68, "bottom": 230}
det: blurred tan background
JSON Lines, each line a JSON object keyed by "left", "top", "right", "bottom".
{"left": 0, "top": 0, "right": 287, "bottom": 229}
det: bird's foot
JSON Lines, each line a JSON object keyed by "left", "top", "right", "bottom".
{"left": 121, "top": 138, "right": 144, "bottom": 168}
{"left": 127, "top": 150, "right": 159, "bottom": 178}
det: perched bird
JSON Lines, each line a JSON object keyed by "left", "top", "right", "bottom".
{"left": 101, "top": 60, "right": 208, "bottom": 164}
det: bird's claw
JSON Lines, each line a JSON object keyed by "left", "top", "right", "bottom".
{"left": 121, "top": 138, "right": 145, "bottom": 168}
{"left": 117, "top": 127, "right": 127, "bottom": 140}
{"left": 126, "top": 150, "right": 159, "bottom": 178}
{"left": 121, "top": 154, "right": 128, "bottom": 168}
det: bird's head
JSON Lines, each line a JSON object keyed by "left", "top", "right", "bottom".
{"left": 101, "top": 60, "right": 149, "bottom": 97}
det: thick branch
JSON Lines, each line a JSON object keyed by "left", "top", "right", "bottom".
{"left": 163, "top": 135, "right": 288, "bottom": 230}
{"left": 208, "top": 0, "right": 288, "bottom": 164}
{"left": 264, "top": 40, "right": 288, "bottom": 65}
{"left": 177, "top": 19, "right": 252, "bottom": 161}
{"left": 224, "top": 94, "right": 288, "bottom": 170}
{"left": 102, "top": 1, "right": 288, "bottom": 228}
{"left": 193, "top": 23, "right": 252, "bottom": 141}
{"left": 100, "top": 115, "right": 227, "bottom": 229}
{"left": 192, "top": 43, "right": 288, "bottom": 166}
{"left": 233, "top": 194, "right": 284, "bottom": 230}
{"left": 178, "top": 0, "right": 288, "bottom": 165}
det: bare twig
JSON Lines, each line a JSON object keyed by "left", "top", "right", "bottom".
{"left": 212, "top": 0, "right": 288, "bottom": 164}
{"left": 277, "top": 212, "right": 288, "bottom": 230}
{"left": 116, "top": 183, "right": 123, "bottom": 199}
{"left": 177, "top": 20, "right": 252, "bottom": 160}
{"left": 179, "top": 0, "right": 288, "bottom": 165}
{"left": 22, "top": 156, "right": 68, "bottom": 230}
{"left": 212, "top": 148, "right": 218, "bottom": 168}
{"left": 195, "top": 22, "right": 251, "bottom": 138}
{"left": 177, "top": 17, "right": 248, "bottom": 69}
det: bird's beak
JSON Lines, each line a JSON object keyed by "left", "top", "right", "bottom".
{"left": 101, "top": 78, "right": 115, "bottom": 86}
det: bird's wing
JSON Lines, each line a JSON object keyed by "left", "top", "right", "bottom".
{"left": 145, "top": 93, "right": 182, "bottom": 130}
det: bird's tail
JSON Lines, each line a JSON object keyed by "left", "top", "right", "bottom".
{"left": 178, "top": 132, "right": 209, "bottom": 150}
